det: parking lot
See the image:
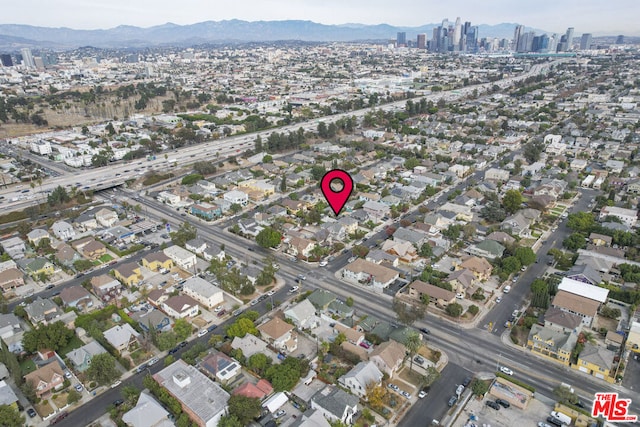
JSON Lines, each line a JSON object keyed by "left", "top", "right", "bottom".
{"left": 452, "top": 393, "right": 553, "bottom": 427}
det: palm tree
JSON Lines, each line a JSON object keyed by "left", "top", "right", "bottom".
{"left": 405, "top": 331, "right": 422, "bottom": 372}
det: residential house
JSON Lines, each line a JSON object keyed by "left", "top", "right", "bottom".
{"left": 311, "top": 386, "right": 358, "bottom": 425}
{"left": 162, "top": 295, "right": 200, "bottom": 319}
{"left": 334, "top": 323, "right": 364, "bottom": 346}
{"left": 369, "top": 340, "right": 407, "bottom": 378}
{"left": 381, "top": 240, "right": 418, "bottom": 263}
{"left": 466, "top": 240, "right": 505, "bottom": 260}
{"left": 232, "top": 379, "right": 273, "bottom": 401}
{"left": 551, "top": 291, "right": 600, "bottom": 328}
{"left": 341, "top": 259, "right": 399, "bottom": 292}
{"left": 163, "top": 246, "right": 197, "bottom": 271}
{"left": 182, "top": 277, "right": 223, "bottom": 309}
{"left": 24, "top": 359, "right": 64, "bottom": 398}
{"left": 26, "top": 229, "right": 51, "bottom": 247}
{"left": 237, "top": 218, "right": 264, "bottom": 237}
{"left": 543, "top": 307, "right": 583, "bottom": 334}
{"left": 0, "top": 268, "right": 25, "bottom": 292}
{"left": 91, "top": 274, "right": 122, "bottom": 302}
{"left": 589, "top": 233, "right": 613, "bottom": 247}
{"left": 0, "top": 237, "right": 26, "bottom": 260}
{"left": 285, "top": 299, "right": 320, "bottom": 330}
{"left": 73, "top": 213, "right": 98, "bottom": 232}
{"left": 599, "top": 206, "right": 638, "bottom": 227}
{"left": 130, "top": 309, "right": 172, "bottom": 333}
{"left": 114, "top": 262, "right": 143, "bottom": 287}
{"left": 289, "top": 409, "right": 332, "bottom": 427}
{"left": 446, "top": 269, "right": 476, "bottom": 294}
{"left": 24, "top": 297, "right": 63, "bottom": 325}
{"left": 55, "top": 244, "right": 81, "bottom": 266}
{"left": 0, "top": 314, "right": 24, "bottom": 353}
{"left": 501, "top": 212, "right": 531, "bottom": 237}
{"left": 22, "top": 257, "right": 55, "bottom": 279}
{"left": 82, "top": 240, "right": 107, "bottom": 260}
{"left": 95, "top": 208, "right": 118, "bottom": 228}
{"left": 202, "top": 244, "right": 225, "bottom": 262}
{"left": 153, "top": 360, "right": 230, "bottom": 427}
{"left": 338, "top": 361, "right": 383, "bottom": 399}
{"left": 103, "top": 324, "right": 140, "bottom": 353}
{"left": 457, "top": 256, "right": 493, "bottom": 281}
{"left": 59, "top": 285, "right": 93, "bottom": 311}
{"left": 147, "top": 289, "right": 171, "bottom": 309}
{"left": 527, "top": 324, "right": 577, "bottom": 366}
{"left": 392, "top": 228, "right": 428, "bottom": 247}
{"left": 366, "top": 250, "right": 399, "bottom": 267}
{"left": 66, "top": 341, "right": 108, "bottom": 372}
{"left": 122, "top": 391, "right": 173, "bottom": 427}
{"left": 565, "top": 265, "right": 602, "bottom": 286}
{"left": 362, "top": 201, "right": 390, "bottom": 221}
{"left": 258, "top": 317, "right": 297, "bottom": 353}
{"left": 328, "top": 300, "right": 354, "bottom": 319}
{"left": 408, "top": 280, "right": 456, "bottom": 306}
{"left": 484, "top": 168, "right": 510, "bottom": 182}
{"left": 141, "top": 252, "right": 174, "bottom": 272}
{"left": 307, "top": 290, "right": 337, "bottom": 311}
{"left": 185, "top": 238, "right": 208, "bottom": 255}
{"left": 51, "top": 220, "right": 76, "bottom": 241}
{"left": 0, "top": 380, "right": 19, "bottom": 409}
{"left": 0, "top": 260, "right": 16, "bottom": 273}
{"left": 288, "top": 236, "right": 315, "bottom": 259}
{"left": 230, "top": 334, "right": 278, "bottom": 360}
{"left": 574, "top": 342, "right": 616, "bottom": 383}
{"left": 157, "top": 191, "right": 181, "bottom": 206}
{"left": 557, "top": 277, "right": 609, "bottom": 304}
{"left": 200, "top": 352, "right": 241, "bottom": 384}
{"left": 223, "top": 190, "right": 249, "bottom": 206}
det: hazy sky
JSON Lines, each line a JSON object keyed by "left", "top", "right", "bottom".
{"left": 4, "top": 0, "right": 639, "bottom": 36}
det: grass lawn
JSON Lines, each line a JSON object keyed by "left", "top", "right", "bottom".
{"left": 35, "top": 401, "right": 54, "bottom": 418}
{"left": 99, "top": 254, "right": 114, "bottom": 263}
{"left": 130, "top": 349, "right": 151, "bottom": 365}
{"left": 58, "top": 335, "right": 84, "bottom": 356}
{"left": 52, "top": 392, "right": 68, "bottom": 408}
{"left": 20, "top": 358, "right": 36, "bottom": 375}
{"left": 92, "top": 260, "right": 101, "bottom": 266}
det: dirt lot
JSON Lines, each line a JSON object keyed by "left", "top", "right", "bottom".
{"left": 453, "top": 394, "right": 553, "bottom": 427}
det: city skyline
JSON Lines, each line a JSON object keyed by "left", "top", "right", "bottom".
{"left": 2, "top": 0, "right": 639, "bottom": 36}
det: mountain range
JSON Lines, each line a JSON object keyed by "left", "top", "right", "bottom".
{"left": 0, "top": 20, "right": 547, "bottom": 50}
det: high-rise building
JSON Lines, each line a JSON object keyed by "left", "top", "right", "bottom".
{"left": 0, "top": 54, "right": 12, "bottom": 67}
{"left": 465, "top": 26, "right": 478, "bottom": 53}
{"left": 417, "top": 34, "right": 426, "bottom": 49}
{"left": 565, "top": 27, "right": 575, "bottom": 50}
{"left": 452, "top": 17, "right": 462, "bottom": 50}
{"left": 513, "top": 25, "right": 525, "bottom": 51}
{"left": 396, "top": 32, "right": 407, "bottom": 47}
{"left": 20, "top": 48, "right": 35, "bottom": 68}
{"left": 616, "top": 35, "right": 624, "bottom": 44}
{"left": 580, "top": 33, "right": 592, "bottom": 50}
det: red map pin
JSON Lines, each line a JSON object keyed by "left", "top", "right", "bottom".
{"left": 321, "top": 169, "right": 353, "bottom": 216}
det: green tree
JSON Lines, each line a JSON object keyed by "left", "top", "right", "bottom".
{"left": 471, "top": 378, "right": 489, "bottom": 396}
{"left": 170, "top": 222, "right": 197, "bottom": 247}
{"left": 502, "top": 189, "right": 523, "bottom": 214}
{"left": 227, "top": 395, "right": 262, "bottom": 425}
{"left": 265, "top": 357, "right": 308, "bottom": 391}
{"left": 47, "top": 185, "right": 71, "bottom": 207}
{"left": 181, "top": 173, "right": 204, "bottom": 185}
{"left": 445, "top": 303, "right": 463, "bottom": 317}
{"left": 256, "top": 227, "right": 282, "bottom": 248}
{"left": 467, "top": 305, "right": 479, "bottom": 315}
{"left": 173, "top": 318, "right": 193, "bottom": 341}
{"left": 501, "top": 256, "right": 521, "bottom": 274}
{"left": 85, "top": 353, "right": 121, "bottom": 386}
{"left": 345, "top": 297, "right": 354, "bottom": 307}
{"left": 0, "top": 404, "right": 25, "bottom": 427}
{"left": 566, "top": 212, "right": 595, "bottom": 233}
{"left": 230, "top": 203, "right": 243, "bottom": 214}
{"left": 67, "top": 389, "right": 81, "bottom": 404}
{"left": 553, "top": 385, "right": 579, "bottom": 404}
{"left": 392, "top": 298, "right": 426, "bottom": 327}
{"left": 405, "top": 331, "right": 421, "bottom": 371}
{"left": 156, "top": 331, "right": 179, "bottom": 351}
{"left": 22, "top": 321, "right": 75, "bottom": 353}
{"left": 226, "top": 318, "right": 258, "bottom": 338}
{"left": 530, "top": 279, "right": 549, "bottom": 309}
{"left": 514, "top": 247, "right": 536, "bottom": 266}
{"left": 247, "top": 353, "right": 272, "bottom": 376}
{"left": 218, "top": 415, "right": 243, "bottom": 427}
{"left": 419, "top": 243, "right": 433, "bottom": 258}
{"left": 563, "top": 233, "right": 587, "bottom": 251}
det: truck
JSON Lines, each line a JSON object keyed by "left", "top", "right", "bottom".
{"left": 550, "top": 411, "right": 572, "bottom": 426}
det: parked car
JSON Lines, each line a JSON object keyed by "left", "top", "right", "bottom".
{"left": 216, "top": 309, "right": 227, "bottom": 317}
{"left": 400, "top": 390, "right": 411, "bottom": 399}
{"left": 113, "top": 399, "right": 124, "bottom": 407}
{"left": 197, "top": 329, "right": 208, "bottom": 337}
{"left": 499, "top": 366, "right": 514, "bottom": 376}
{"left": 413, "top": 356, "right": 425, "bottom": 364}
{"left": 297, "top": 274, "right": 306, "bottom": 280}
{"left": 178, "top": 341, "right": 188, "bottom": 348}
{"left": 485, "top": 401, "right": 501, "bottom": 410}
{"left": 418, "top": 390, "right": 427, "bottom": 398}
{"left": 448, "top": 395, "right": 458, "bottom": 407}
{"left": 419, "top": 327, "right": 430, "bottom": 334}
{"left": 207, "top": 324, "right": 218, "bottom": 332}
{"left": 388, "top": 383, "right": 399, "bottom": 391}
{"left": 462, "top": 376, "right": 472, "bottom": 387}
{"left": 45, "top": 284, "right": 55, "bottom": 290}
{"left": 168, "top": 346, "right": 179, "bottom": 355}
{"left": 135, "top": 363, "right": 148, "bottom": 373}
{"left": 27, "top": 408, "right": 36, "bottom": 418}
{"left": 110, "top": 380, "right": 122, "bottom": 388}
{"left": 289, "top": 286, "right": 299, "bottom": 293}
{"left": 274, "top": 409, "right": 286, "bottom": 419}
{"left": 495, "top": 398, "right": 510, "bottom": 408}
{"left": 64, "top": 371, "right": 72, "bottom": 379}
{"left": 504, "top": 285, "right": 512, "bottom": 292}
{"left": 537, "top": 423, "right": 553, "bottom": 427}
{"left": 359, "top": 340, "right": 372, "bottom": 349}
{"left": 49, "top": 411, "right": 68, "bottom": 425}
{"left": 319, "top": 260, "right": 328, "bottom": 267}
{"left": 267, "top": 290, "right": 276, "bottom": 296}
{"left": 495, "top": 296, "right": 502, "bottom": 303}
{"left": 147, "top": 357, "right": 159, "bottom": 366}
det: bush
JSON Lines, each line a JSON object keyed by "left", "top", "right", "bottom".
{"left": 467, "top": 305, "right": 479, "bottom": 315}
{"left": 445, "top": 303, "right": 463, "bottom": 317}
{"left": 495, "top": 372, "right": 535, "bottom": 392}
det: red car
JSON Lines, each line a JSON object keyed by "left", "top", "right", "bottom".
{"left": 49, "top": 411, "right": 68, "bottom": 425}
{"left": 216, "top": 309, "right": 227, "bottom": 317}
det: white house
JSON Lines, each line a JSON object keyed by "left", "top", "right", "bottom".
{"left": 103, "top": 324, "right": 140, "bottom": 353}
{"left": 311, "top": 386, "right": 359, "bottom": 425}
{"left": 223, "top": 190, "right": 249, "bottom": 206}
{"left": 182, "top": 277, "right": 224, "bottom": 309}
{"left": 95, "top": 208, "right": 118, "bottom": 228}
{"left": 30, "top": 140, "right": 52, "bottom": 155}
{"left": 599, "top": 206, "right": 638, "bottom": 228}
{"left": 157, "top": 191, "right": 181, "bottom": 206}
{"left": 163, "top": 246, "right": 197, "bottom": 271}
{"left": 284, "top": 299, "right": 319, "bottom": 330}
{"left": 51, "top": 221, "right": 76, "bottom": 241}
{"left": 162, "top": 295, "right": 200, "bottom": 319}
{"left": 342, "top": 258, "right": 399, "bottom": 292}
{"left": 257, "top": 317, "right": 297, "bottom": 353}
{"left": 338, "top": 361, "right": 383, "bottom": 399}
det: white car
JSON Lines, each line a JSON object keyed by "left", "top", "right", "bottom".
{"left": 418, "top": 390, "right": 427, "bottom": 398}
{"left": 110, "top": 380, "right": 122, "bottom": 388}
{"left": 267, "top": 290, "right": 276, "bottom": 296}
{"left": 147, "top": 357, "right": 159, "bottom": 366}
{"left": 495, "top": 296, "right": 502, "bottom": 303}
{"left": 197, "top": 329, "right": 208, "bottom": 337}
{"left": 504, "top": 285, "right": 511, "bottom": 293}
{"left": 455, "top": 293, "right": 464, "bottom": 299}
{"left": 319, "top": 260, "right": 328, "bottom": 267}
{"left": 214, "top": 305, "right": 223, "bottom": 312}
{"left": 274, "top": 409, "right": 286, "bottom": 419}
{"left": 499, "top": 366, "right": 514, "bottom": 376}
{"left": 289, "top": 286, "right": 299, "bottom": 293}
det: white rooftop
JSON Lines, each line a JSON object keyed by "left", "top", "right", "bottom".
{"left": 558, "top": 277, "right": 609, "bottom": 303}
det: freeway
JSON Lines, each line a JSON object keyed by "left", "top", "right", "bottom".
{"left": 0, "top": 58, "right": 565, "bottom": 215}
